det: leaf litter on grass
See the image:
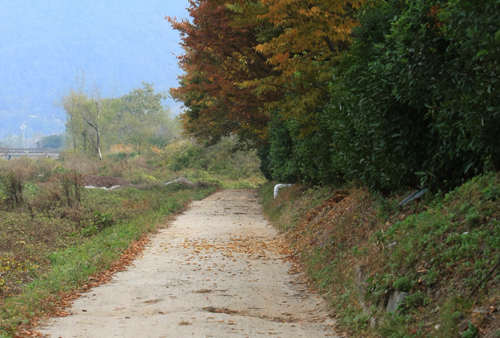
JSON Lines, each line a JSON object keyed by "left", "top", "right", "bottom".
{"left": 15, "top": 235, "right": 151, "bottom": 337}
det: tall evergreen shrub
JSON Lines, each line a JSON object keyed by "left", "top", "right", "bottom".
{"left": 323, "top": 0, "right": 500, "bottom": 192}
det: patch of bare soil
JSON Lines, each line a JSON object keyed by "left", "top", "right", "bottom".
{"left": 479, "top": 311, "right": 500, "bottom": 338}
{"left": 81, "top": 175, "right": 133, "bottom": 188}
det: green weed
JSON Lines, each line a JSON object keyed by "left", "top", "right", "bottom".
{"left": 259, "top": 172, "right": 500, "bottom": 337}
{"left": 0, "top": 159, "right": 217, "bottom": 336}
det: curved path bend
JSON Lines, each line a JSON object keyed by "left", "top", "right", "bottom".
{"left": 40, "top": 189, "right": 339, "bottom": 338}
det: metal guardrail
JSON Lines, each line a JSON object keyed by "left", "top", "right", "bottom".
{"left": 0, "top": 148, "right": 61, "bottom": 159}
{"left": 0, "top": 148, "right": 61, "bottom": 154}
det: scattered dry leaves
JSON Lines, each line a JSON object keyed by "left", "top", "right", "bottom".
{"left": 16, "top": 235, "right": 150, "bottom": 337}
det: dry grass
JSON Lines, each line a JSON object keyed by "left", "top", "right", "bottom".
{"left": 261, "top": 175, "right": 500, "bottom": 337}
{"left": 60, "top": 152, "right": 102, "bottom": 175}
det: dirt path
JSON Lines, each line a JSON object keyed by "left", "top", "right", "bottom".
{"left": 39, "top": 189, "right": 339, "bottom": 338}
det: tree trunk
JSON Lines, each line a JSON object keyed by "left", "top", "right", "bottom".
{"left": 96, "top": 131, "right": 103, "bottom": 160}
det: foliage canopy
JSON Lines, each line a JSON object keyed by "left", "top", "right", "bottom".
{"left": 60, "top": 82, "right": 177, "bottom": 158}
{"left": 169, "top": 0, "right": 500, "bottom": 193}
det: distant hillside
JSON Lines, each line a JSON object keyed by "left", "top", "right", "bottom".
{"left": 0, "top": 0, "right": 188, "bottom": 140}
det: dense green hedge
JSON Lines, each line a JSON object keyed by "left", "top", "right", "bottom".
{"left": 261, "top": 0, "right": 500, "bottom": 193}
{"left": 260, "top": 113, "right": 343, "bottom": 184}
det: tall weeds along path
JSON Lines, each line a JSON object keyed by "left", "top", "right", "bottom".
{"left": 39, "top": 189, "right": 338, "bottom": 337}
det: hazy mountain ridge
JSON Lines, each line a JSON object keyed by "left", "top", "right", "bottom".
{"left": 0, "top": 1, "right": 188, "bottom": 140}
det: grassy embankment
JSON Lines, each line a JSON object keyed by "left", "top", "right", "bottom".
{"left": 0, "top": 174, "right": 215, "bottom": 337}
{"left": 260, "top": 174, "right": 500, "bottom": 337}
{"left": 0, "top": 139, "right": 265, "bottom": 337}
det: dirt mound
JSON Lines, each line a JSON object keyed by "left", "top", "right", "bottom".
{"left": 81, "top": 175, "right": 132, "bottom": 188}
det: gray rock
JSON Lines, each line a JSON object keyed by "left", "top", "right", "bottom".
{"left": 165, "top": 177, "right": 193, "bottom": 186}
{"left": 354, "top": 265, "right": 370, "bottom": 314}
{"left": 370, "top": 316, "right": 379, "bottom": 329}
{"left": 386, "top": 291, "right": 410, "bottom": 313}
{"left": 354, "top": 265, "right": 367, "bottom": 295}
{"left": 473, "top": 307, "right": 487, "bottom": 314}
{"left": 273, "top": 184, "right": 294, "bottom": 198}
{"left": 85, "top": 185, "right": 121, "bottom": 190}
{"left": 387, "top": 241, "right": 398, "bottom": 248}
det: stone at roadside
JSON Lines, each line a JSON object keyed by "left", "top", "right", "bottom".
{"left": 165, "top": 177, "right": 193, "bottom": 186}
{"left": 354, "top": 265, "right": 370, "bottom": 314}
{"left": 386, "top": 291, "right": 410, "bottom": 313}
{"left": 370, "top": 316, "right": 379, "bottom": 329}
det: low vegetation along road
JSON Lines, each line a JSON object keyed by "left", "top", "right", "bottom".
{"left": 39, "top": 189, "right": 339, "bottom": 337}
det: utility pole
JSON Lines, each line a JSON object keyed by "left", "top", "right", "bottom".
{"left": 20, "top": 121, "right": 26, "bottom": 148}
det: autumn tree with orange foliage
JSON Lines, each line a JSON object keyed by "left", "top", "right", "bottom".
{"left": 168, "top": 0, "right": 364, "bottom": 145}
{"left": 167, "top": 0, "right": 280, "bottom": 147}
{"left": 234, "top": 0, "right": 365, "bottom": 129}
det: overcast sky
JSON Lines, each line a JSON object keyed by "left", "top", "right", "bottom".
{"left": 0, "top": 0, "right": 190, "bottom": 137}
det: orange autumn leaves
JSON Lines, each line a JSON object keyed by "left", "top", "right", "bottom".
{"left": 167, "top": 0, "right": 275, "bottom": 146}
{"left": 168, "top": 0, "right": 365, "bottom": 146}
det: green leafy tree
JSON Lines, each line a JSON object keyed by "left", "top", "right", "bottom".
{"left": 261, "top": 0, "right": 500, "bottom": 192}
{"left": 116, "top": 82, "right": 175, "bottom": 154}
{"left": 60, "top": 78, "right": 119, "bottom": 159}
{"left": 324, "top": 0, "right": 500, "bottom": 191}
{"left": 38, "top": 134, "right": 65, "bottom": 149}
{"left": 58, "top": 90, "right": 85, "bottom": 152}
{"left": 78, "top": 88, "right": 118, "bottom": 160}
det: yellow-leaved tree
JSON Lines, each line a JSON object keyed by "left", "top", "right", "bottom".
{"left": 234, "top": 0, "right": 365, "bottom": 130}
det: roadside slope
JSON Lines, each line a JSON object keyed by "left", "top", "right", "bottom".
{"left": 260, "top": 174, "right": 500, "bottom": 337}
